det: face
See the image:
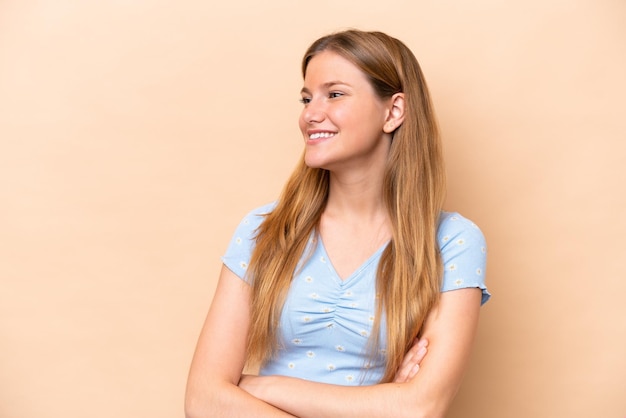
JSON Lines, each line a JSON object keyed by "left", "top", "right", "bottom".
{"left": 299, "top": 51, "right": 393, "bottom": 173}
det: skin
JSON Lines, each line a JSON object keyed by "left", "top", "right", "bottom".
{"left": 238, "top": 289, "right": 480, "bottom": 418}
{"left": 298, "top": 51, "right": 405, "bottom": 280}
{"left": 299, "top": 51, "right": 401, "bottom": 177}
{"left": 185, "top": 266, "right": 430, "bottom": 418}
{"left": 185, "top": 51, "right": 482, "bottom": 418}
{"left": 185, "top": 266, "right": 297, "bottom": 417}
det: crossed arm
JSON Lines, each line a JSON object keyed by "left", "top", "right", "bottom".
{"left": 185, "top": 264, "right": 482, "bottom": 418}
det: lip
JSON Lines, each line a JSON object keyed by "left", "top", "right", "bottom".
{"left": 305, "top": 129, "right": 337, "bottom": 144}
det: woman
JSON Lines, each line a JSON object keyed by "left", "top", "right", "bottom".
{"left": 185, "top": 29, "right": 490, "bottom": 418}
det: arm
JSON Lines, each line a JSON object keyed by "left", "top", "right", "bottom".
{"left": 185, "top": 265, "right": 296, "bottom": 418}
{"left": 239, "top": 288, "right": 482, "bottom": 418}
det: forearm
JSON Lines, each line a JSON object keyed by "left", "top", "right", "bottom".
{"left": 185, "top": 267, "right": 297, "bottom": 418}
{"left": 235, "top": 338, "right": 430, "bottom": 418}
{"left": 185, "top": 380, "right": 296, "bottom": 418}
{"left": 240, "top": 290, "right": 483, "bottom": 418}
{"left": 241, "top": 375, "right": 429, "bottom": 418}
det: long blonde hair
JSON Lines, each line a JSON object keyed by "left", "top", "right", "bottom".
{"left": 246, "top": 29, "right": 446, "bottom": 383}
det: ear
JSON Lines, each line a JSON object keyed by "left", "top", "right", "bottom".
{"left": 383, "top": 92, "right": 406, "bottom": 134}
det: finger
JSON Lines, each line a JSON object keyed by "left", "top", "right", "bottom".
{"left": 394, "top": 365, "right": 410, "bottom": 383}
{"left": 399, "top": 348, "right": 416, "bottom": 368}
{"left": 394, "top": 339, "right": 429, "bottom": 383}
{"left": 416, "top": 337, "right": 429, "bottom": 349}
{"left": 413, "top": 344, "right": 428, "bottom": 364}
{"left": 402, "top": 337, "right": 427, "bottom": 364}
{"left": 395, "top": 350, "right": 417, "bottom": 382}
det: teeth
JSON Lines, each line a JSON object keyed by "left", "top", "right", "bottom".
{"left": 309, "top": 132, "right": 335, "bottom": 140}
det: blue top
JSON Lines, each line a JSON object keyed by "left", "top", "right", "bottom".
{"left": 222, "top": 202, "right": 490, "bottom": 386}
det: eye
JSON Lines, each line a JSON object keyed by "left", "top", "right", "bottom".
{"left": 329, "top": 91, "right": 344, "bottom": 99}
{"left": 299, "top": 96, "right": 312, "bottom": 105}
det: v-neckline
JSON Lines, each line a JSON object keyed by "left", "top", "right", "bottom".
{"left": 316, "top": 232, "right": 390, "bottom": 284}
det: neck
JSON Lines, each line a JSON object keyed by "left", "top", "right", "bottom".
{"left": 324, "top": 169, "right": 387, "bottom": 221}
{"left": 321, "top": 135, "right": 391, "bottom": 221}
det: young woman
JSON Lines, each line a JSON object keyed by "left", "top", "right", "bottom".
{"left": 185, "top": 29, "right": 490, "bottom": 418}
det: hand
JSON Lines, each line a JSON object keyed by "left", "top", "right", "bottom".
{"left": 393, "top": 337, "right": 428, "bottom": 383}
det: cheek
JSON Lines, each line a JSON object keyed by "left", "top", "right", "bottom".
{"left": 298, "top": 112, "right": 307, "bottom": 133}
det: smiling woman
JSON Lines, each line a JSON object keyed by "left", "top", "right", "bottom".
{"left": 185, "top": 29, "right": 490, "bottom": 418}
{"left": 298, "top": 51, "right": 398, "bottom": 173}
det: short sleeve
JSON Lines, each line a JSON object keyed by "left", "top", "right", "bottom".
{"left": 438, "top": 212, "right": 491, "bottom": 305}
{"left": 221, "top": 202, "right": 277, "bottom": 283}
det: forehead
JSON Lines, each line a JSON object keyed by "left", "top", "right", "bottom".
{"left": 303, "top": 50, "right": 370, "bottom": 87}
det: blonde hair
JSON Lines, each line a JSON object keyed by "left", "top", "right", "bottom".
{"left": 246, "top": 29, "right": 445, "bottom": 383}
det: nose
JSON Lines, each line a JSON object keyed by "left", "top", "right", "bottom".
{"left": 301, "top": 98, "right": 325, "bottom": 124}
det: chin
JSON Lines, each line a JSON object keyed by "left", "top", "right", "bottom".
{"left": 304, "top": 159, "right": 324, "bottom": 169}
{"left": 303, "top": 153, "right": 324, "bottom": 169}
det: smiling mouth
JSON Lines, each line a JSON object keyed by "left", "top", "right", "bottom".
{"left": 309, "top": 132, "right": 336, "bottom": 140}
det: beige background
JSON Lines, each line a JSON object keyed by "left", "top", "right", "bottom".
{"left": 1, "top": 1, "right": 625, "bottom": 417}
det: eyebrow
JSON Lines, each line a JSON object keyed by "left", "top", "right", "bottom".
{"left": 300, "top": 81, "right": 351, "bottom": 95}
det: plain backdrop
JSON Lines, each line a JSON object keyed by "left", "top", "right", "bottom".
{"left": 1, "top": 1, "right": 625, "bottom": 417}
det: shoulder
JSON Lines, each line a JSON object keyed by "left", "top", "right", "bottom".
{"left": 221, "top": 201, "right": 277, "bottom": 281}
{"left": 437, "top": 211, "right": 486, "bottom": 250}
{"left": 235, "top": 201, "right": 278, "bottom": 231}
{"left": 242, "top": 201, "right": 278, "bottom": 219}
